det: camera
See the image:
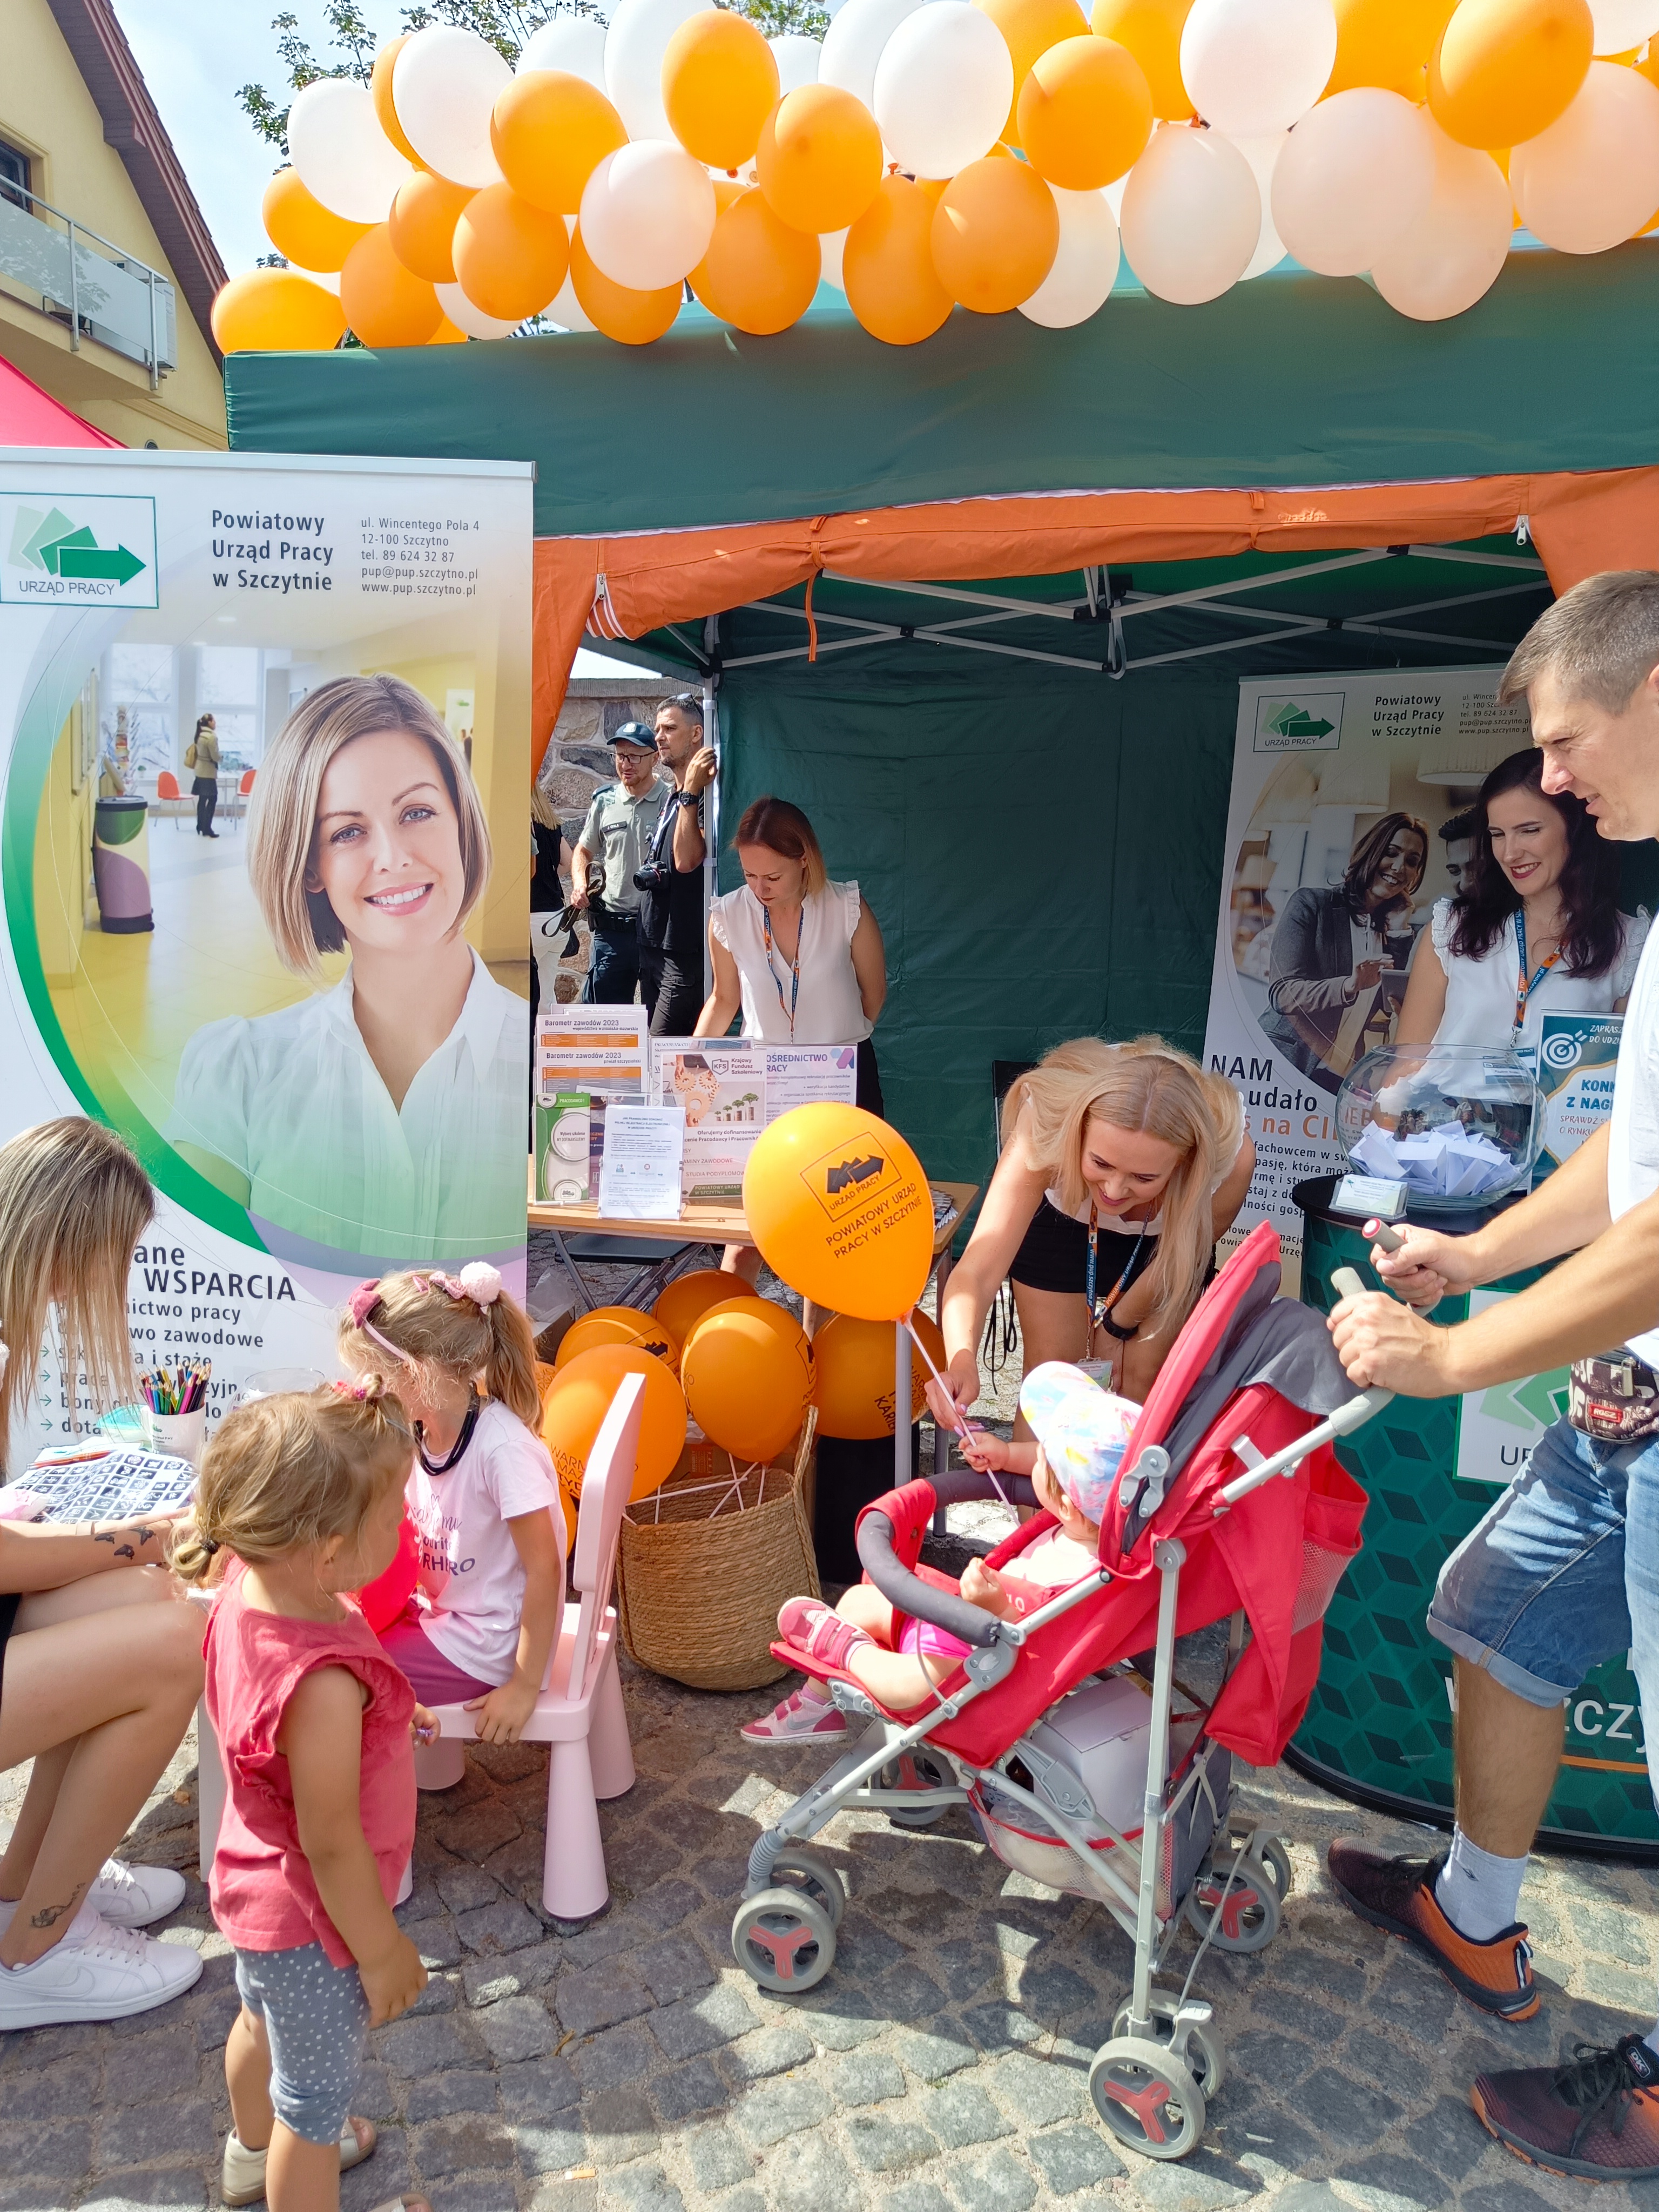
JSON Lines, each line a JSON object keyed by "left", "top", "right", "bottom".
{"left": 632, "top": 861, "right": 668, "bottom": 893}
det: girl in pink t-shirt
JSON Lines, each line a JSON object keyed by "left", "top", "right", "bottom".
{"left": 339, "top": 1265, "right": 564, "bottom": 1746}
{"left": 177, "top": 1382, "right": 433, "bottom": 2212}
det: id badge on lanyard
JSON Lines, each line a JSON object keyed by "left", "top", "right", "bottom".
{"left": 762, "top": 905, "right": 801, "bottom": 1037}
{"left": 1513, "top": 909, "right": 1562, "bottom": 1038}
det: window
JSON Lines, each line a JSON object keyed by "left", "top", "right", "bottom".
{"left": 197, "top": 646, "right": 261, "bottom": 768}
{"left": 0, "top": 138, "right": 31, "bottom": 214}
{"left": 101, "top": 644, "right": 173, "bottom": 787}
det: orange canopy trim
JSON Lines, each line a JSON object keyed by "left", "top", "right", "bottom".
{"left": 530, "top": 466, "right": 1659, "bottom": 775}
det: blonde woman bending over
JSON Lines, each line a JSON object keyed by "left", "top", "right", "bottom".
{"left": 0, "top": 1120, "right": 206, "bottom": 2031}
{"left": 928, "top": 1038, "right": 1255, "bottom": 1425}
{"left": 166, "top": 675, "right": 526, "bottom": 1266}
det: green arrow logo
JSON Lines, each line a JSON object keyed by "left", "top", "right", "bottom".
{"left": 12, "top": 508, "right": 147, "bottom": 586}
{"left": 55, "top": 543, "right": 147, "bottom": 583}
{"left": 1264, "top": 703, "right": 1336, "bottom": 739}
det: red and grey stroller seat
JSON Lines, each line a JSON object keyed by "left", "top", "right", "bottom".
{"left": 731, "top": 1220, "right": 1386, "bottom": 2164}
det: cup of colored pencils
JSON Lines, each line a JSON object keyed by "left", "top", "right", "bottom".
{"left": 144, "top": 1361, "right": 210, "bottom": 1467}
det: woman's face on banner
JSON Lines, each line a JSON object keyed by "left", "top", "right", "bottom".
{"left": 306, "top": 728, "right": 465, "bottom": 958}
{"left": 1486, "top": 785, "right": 1568, "bottom": 901}
{"left": 1080, "top": 1115, "right": 1184, "bottom": 1213}
{"left": 1365, "top": 827, "right": 1425, "bottom": 908}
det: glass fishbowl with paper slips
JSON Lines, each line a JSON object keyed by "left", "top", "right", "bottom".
{"left": 1334, "top": 1044, "right": 1543, "bottom": 1212}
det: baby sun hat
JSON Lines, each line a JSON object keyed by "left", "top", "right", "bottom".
{"left": 1017, "top": 1362, "right": 1141, "bottom": 1525}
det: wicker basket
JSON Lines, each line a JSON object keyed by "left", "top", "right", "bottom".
{"left": 616, "top": 1412, "right": 819, "bottom": 1692}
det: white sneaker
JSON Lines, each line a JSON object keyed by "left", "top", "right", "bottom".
{"left": 88, "top": 1856, "right": 188, "bottom": 1928}
{"left": 0, "top": 1905, "right": 203, "bottom": 2028}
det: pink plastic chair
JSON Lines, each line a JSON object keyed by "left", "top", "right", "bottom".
{"left": 154, "top": 768, "right": 184, "bottom": 831}
{"left": 412, "top": 1371, "right": 640, "bottom": 1922}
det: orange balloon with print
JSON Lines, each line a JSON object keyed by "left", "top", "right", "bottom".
{"left": 554, "top": 1305, "right": 680, "bottom": 1371}
{"left": 388, "top": 170, "right": 476, "bottom": 282}
{"left": 691, "top": 188, "right": 820, "bottom": 333}
{"left": 694, "top": 1296, "right": 815, "bottom": 1378}
{"left": 932, "top": 155, "right": 1059, "bottom": 313}
{"left": 453, "top": 183, "right": 570, "bottom": 321}
{"left": 973, "top": 0, "right": 1089, "bottom": 138}
{"left": 1327, "top": 0, "right": 1459, "bottom": 99}
{"left": 742, "top": 1102, "right": 935, "bottom": 1319}
{"left": 662, "top": 9, "right": 781, "bottom": 168}
{"left": 1089, "top": 0, "right": 1194, "bottom": 119}
{"left": 811, "top": 1309, "right": 947, "bottom": 1439}
{"left": 654, "top": 1269, "right": 747, "bottom": 1342}
{"left": 1427, "top": 0, "right": 1593, "bottom": 147}
{"left": 339, "top": 224, "right": 442, "bottom": 346}
{"left": 842, "top": 174, "right": 954, "bottom": 346}
{"left": 261, "top": 168, "right": 373, "bottom": 273}
{"left": 542, "top": 1344, "right": 687, "bottom": 1505}
{"left": 1017, "top": 35, "right": 1152, "bottom": 187}
{"left": 756, "top": 83, "right": 884, "bottom": 235}
{"left": 680, "top": 1306, "right": 814, "bottom": 1464}
{"left": 371, "top": 33, "right": 422, "bottom": 164}
{"left": 212, "top": 268, "right": 348, "bottom": 353}
{"left": 568, "top": 227, "right": 683, "bottom": 343}
{"left": 492, "top": 69, "right": 629, "bottom": 215}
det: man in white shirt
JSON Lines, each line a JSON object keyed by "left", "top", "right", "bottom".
{"left": 1327, "top": 571, "right": 1659, "bottom": 2181}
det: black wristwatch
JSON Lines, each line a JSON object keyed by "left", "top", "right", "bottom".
{"left": 676, "top": 790, "right": 702, "bottom": 811}
{"left": 1097, "top": 1311, "right": 1138, "bottom": 1343}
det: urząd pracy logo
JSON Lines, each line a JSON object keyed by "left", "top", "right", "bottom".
{"left": 1253, "top": 690, "right": 1345, "bottom": 753}
{"left": 1, "top": 492, "right": 158, "bottom": 608}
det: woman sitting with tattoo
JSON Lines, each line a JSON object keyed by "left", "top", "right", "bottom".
{"left": 0, "top": 1121, "right": 206, "bottom": 2030}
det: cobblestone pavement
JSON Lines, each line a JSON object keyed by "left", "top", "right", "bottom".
{"left": 8, "top": 1656, "right": 1659, "bottom": 2212}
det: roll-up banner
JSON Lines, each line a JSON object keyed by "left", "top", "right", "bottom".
{"left": 0, "top": 449, "right": 532, "bottom": 1462}
{"left": 1203, "top": 666, "right": 1532, "bottom": 1256}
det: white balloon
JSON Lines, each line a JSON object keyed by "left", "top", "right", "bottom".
{"left": 287, "top": 79, "right": 410, "bottom": 224}
{"left": 1590, "top": 0, "right": 1659, "bottom": 51}
{"left": 1181, "top": 0, "right": 1338, "bottom": 139}
{"left": 1120, "top": 122, "right": 1259, "bottom": 304}
{"left": 435, "top": 279, "right": 517, "bottom": 338}
{"left": 518, "top": 18, "right": 609, "bottom": 87}
{"left": 1512, "top": 62, "right": 1659, "bottom": 255}
{"left": 546, "top": 274, "right": 599, "bottom": 333}
{"left": 874, "top": 3, "right": 1014, "bottom": 179}
{"left": 579, "top": 141, "right": 717, "bottom": 289}
{"left": 820, "top": 227, "right": 849, "bottom": 289}
{"left": 605, "top": 0, "right": 707, "bottom": 141}
{"left": 1270, "top": 89, "right": 1433, "bottom": 277}
{"left": 1370, "top": 123, "right": 1511, "bottom": 321}
{"left": 1018, "top": 186, "right": 1120, "bottom": 326}
{"left": 821, "top": 0, "right": 925, "bottom": 112}
{"left": 1227, "top": 131, "right": 1289, "bottom": 278}
{"left": 770, "top": 34, "right": 824, "bottom": 93}
{"left": 394, "top": 26, "right": 509, "bottom": 189}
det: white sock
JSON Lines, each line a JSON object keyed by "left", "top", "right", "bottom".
{"left": 1434, "top": 1826, "right": 1527, "bottom": 1941}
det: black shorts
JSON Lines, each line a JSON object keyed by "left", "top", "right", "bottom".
{"left": 1008, "top": 1198, "right": 1158, "bottom": 1300}
{"left": 855, "top": 1040, "right": 884, "bottom": 1118}
{"left": 0, "top": 1589, "right": 19, "bottom": 1713}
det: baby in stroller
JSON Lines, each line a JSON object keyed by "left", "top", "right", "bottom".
{"left": 773, "top": 1367, "right": 1139, "bottom": 1711}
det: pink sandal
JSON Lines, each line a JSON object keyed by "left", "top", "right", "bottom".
{"left": 778, "top": 1599, "right": 876, "bottom": 1671}
{"left": 739, "top": 1682, "right": 849, "bottom": 1744}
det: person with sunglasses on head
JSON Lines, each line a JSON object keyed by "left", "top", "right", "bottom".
{"left": 570, "top": 724, "right": 672, "bottom": 1008}
{"left": 638, "top": 693, "right": 717, "bottom": 1036}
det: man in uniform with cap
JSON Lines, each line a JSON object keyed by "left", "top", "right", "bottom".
{"left": 570, "top": 722, "right": 672, "bottom": 1006}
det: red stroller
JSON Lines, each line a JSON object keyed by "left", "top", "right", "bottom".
{"left": 729, "top": 1223, "right": 1390, "bottom": 2162}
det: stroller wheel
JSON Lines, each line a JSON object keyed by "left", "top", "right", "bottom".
{"left": 732, "top": 1888, "right": 837, "bottom": 1993}
{"left": 1089, "top": 2036, "right": 1205, "bottom": 2161}
{"left": 880, "top": 1750, "right": 953, "bottom": 1828}
{"left": 1182, "top": 1845, "right": 1284, "bottom": 1954}
{"left": 749, "top": 1846, "right": 847, "bottom": 1929}
{"left": 1209, "top": 1826, "right": 1293, "bottom": 1901}
{"left": 1110, "top": 1994, "right": 1225, "bottom": 2099}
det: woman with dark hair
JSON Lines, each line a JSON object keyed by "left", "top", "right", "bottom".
{"left": 1264, "top": 810, "right": 1430, "bottom": 1092}
{"left": 1397, "top": 747, "right": 1648, "bottom": 1051}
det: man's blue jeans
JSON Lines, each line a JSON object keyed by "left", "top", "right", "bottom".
{"left": 583, "top": 916, "right": 639, "bottom": 1004}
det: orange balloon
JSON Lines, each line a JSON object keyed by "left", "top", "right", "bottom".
{"left": 681, "top": 1306, "right": 814, "bottom": 1464}
{"left": 388, "top": 170, "right": 475, "bottom": 283}
{"left": 340, "top": 225, "right": 442, "bottom": 346}
{"left": 492, "top": 70, "right": 629, "bottom": 217}
{"left": 428, "top": 315, "right": 468, "bottom": 343}
{"left": 663, "top": 10, "right": 780, "bottom": 168}
{"left": 696, "top": 1295, "right": 815, "bottom": 1371}
{"left": 1326, "top": 0, "right": 1459, "bottom": 99}
{"left": 691, "top": 188, "right": 820, "bottom": 333}
{"left": 1089, "top": 0, "right": 1194, "bottom": 118}
{"left": 931, "top": 156, "right": 1058, "bottom": 313}
{"left": 261, "top": 168, "right": 372, "bottom": 273}
{"left": 974, "top": 0, "right": 1090, "bottom": 137}
{"left": 811, "top": 1310, "right": 947, "bottom": 1439}
{"left": 371, "top": 33, "right": 421, "bottom": 165}
{"left": 555, "top": 1305, "right": 680, "bottom": 1371}
{"left": 1427, "top": 0, "right": 1593, "bottom": 148}
{"left": 542, "top": 1344, "right": 688, "bottom": 1503}
{"left": 655, "top": 1269, "right": 747, "bottom": 1341}
{"left": 453, "top": 183, "right": 569, "bottom": 322}
{"left": 568, "top": 227, "right": 683, "bottom": 343}
{"left": 842, "top": 174, "right": 954, "bottom": 346}
{"left": 211, "top": 268, "right": 347, "bottom": 353}
{"left": 1017, "top": 35, "right": 1152, "bottom": 186}
{"left": 757, "top": 84, "right": 884, "bottom": 235}
{"left": 742, "top": 1102, "right": 936, "bottom": 1317}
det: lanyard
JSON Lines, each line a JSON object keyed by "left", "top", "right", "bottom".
{"left": 1513, "top": 909, "right": 1562, "bottom": 1036}
{"left": 761, "top": 903, "right": 801, "bottom": 1037}
{"left": 1085, "top": 1203, "right": 1148, "bottom": 1341}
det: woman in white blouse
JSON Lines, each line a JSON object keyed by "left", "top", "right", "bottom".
{"left": 693, "top": 796, "right": 888, "bottom": 1109}
{"left": 1397, "top": 747, "right": 1647, "bottom": 1056}
{"left": 165, "top": 675, "right": 526, "bottom": 1267}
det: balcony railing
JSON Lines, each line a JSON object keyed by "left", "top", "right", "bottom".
{"left": 0, "top": 181, "right": 177, "bottom": 387}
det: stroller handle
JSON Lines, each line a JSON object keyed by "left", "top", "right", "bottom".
{"left": 1213, "top": 1264, "right": 1394, "bottom": 1509}
{"left": 855, "top": 1469, "right": 1038, "bottom": 1649}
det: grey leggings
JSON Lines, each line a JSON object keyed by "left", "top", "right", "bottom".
{"left": 235, "top": 1941, "right": 369, "bottom": 2144}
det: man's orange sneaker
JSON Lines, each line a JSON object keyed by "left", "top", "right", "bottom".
{"left": 1473, "top": 2036, "right": 1659, "bottom": 2179}
{"left": 1327, "top": 1839, "right": 1538, "bottom": 2021}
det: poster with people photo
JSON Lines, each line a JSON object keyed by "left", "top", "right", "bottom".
{"left": 0, "top": 449, "right": 532, "bottom": 1452}
{"left": 1202, "top": 667, "right": 1533, "bottom": 1253}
